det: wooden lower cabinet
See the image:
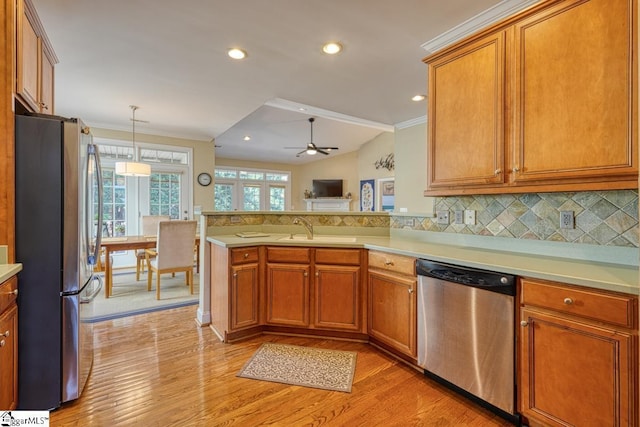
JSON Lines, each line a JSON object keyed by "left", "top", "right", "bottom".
{"left": 230, "top": 263, "right": 259, "bottom": 330}
{"left": 0, "top": 276, "right": 18, "bottom": 410}
{"left": 368, "top": 252, "right": 417, "bottom": 359}
{"left": 519, "top": 278, "right": 638, "bottom": 426}
{"left": 265, "top": 262, "right": 310, "bottom": 327}
{"left": 265, "top": 247, "right": 363, "bottom": 332}
{"left": 314, "top": 264, "right": 360, "bottom": 331}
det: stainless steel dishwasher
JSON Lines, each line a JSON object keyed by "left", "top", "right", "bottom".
{"left": 416, "top": 259, "right": 518, "bottom": 423}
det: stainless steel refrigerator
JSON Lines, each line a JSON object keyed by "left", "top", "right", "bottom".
{"left": 15, "top": 113, "right": 103, "bottom": 410}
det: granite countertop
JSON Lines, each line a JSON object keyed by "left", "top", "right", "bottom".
{"left": 0, "top": 264, "right": 22, "bottom": 284}
{"left": 207, "top": 234, "right": 639, "bottom": 295}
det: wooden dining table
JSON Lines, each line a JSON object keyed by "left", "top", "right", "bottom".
{"left": 100, "top": 235, "right": 200, "bottom": 298}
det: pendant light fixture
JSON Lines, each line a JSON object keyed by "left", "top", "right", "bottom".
{"left": 115, "top": 105, "right": 151, "bottom": 176}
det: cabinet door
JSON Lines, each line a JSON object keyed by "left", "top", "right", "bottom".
{"left": 427, "top": 31, "right": 506, "bottom": 189}
{"left": 0, "top": 304, "right": 17, "bottom": 410}
{"left": 368, "top": 270, "right": 416, "bottom": 357}
{"left": 40, "top": 46, "right": 55, "bottom": 113}
{"left": 266, "top": 263, "right": 309, "bottom": 327}
{"left": 520, "top": 308, "right": 635, "bottom": 426}
{"left": 230, "top": 263, "right": 259, "bottom": 330}
{"left": 314, "top": 265, "right": 360, "bottom": 331}
{"left": 16, "top": 0, "right": 39, "bottom": 111}
{"left": 512, "top": 0, "right": 637, "bottom": 183}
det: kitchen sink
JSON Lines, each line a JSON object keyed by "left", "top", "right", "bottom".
{"left": 278, "top": 235, "right": 357, "bottom": 243}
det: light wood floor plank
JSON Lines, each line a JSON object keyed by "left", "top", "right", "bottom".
{"left": 50, "top": 306, "right": 512, "bottom": 426}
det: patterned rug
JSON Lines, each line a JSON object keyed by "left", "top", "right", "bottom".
{"left": 237, "top": 343, "right": 357, "bottom": 393}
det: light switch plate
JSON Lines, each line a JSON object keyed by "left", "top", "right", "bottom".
{"left": 436, "top": 211, "right": 449, "bottom": 225}
{"left": 454, "top": 210, "right": 464, "bottom": 224}
{"left": 464, "top": 210, "right": 476, "bottom": 225}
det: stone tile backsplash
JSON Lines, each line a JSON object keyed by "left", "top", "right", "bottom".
{"left": 391, "top": 190, "right": 639, "bottom": 248}
{"left": 205, "top": 212, "right": 391, "bottom": 229}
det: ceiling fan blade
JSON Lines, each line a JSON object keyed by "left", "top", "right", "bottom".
{"left": 317, "top": 149, "right": 329, "bottom": 155}
{"left": 317, "top": 147, "right": 339, "bottom": 150}
{"left": 296, "top": 149, "right": 306, "bottom": 156}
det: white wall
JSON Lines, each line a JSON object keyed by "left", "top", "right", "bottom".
{"left": 394, "top": 122, "right": 435, "bottom": 214}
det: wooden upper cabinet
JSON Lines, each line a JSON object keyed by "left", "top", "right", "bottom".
{"left": 16, "top": 0, "right": 57, "bottom": 113}
{"left": 512, "top": 0, "right": 637, "bottom": 184}
{"left": 424, "top": 0, "right": 637, "bottom": 195}
{"left": 427, "top": 31, "right": 506, "bottom": 189}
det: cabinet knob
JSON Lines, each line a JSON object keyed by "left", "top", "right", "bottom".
{"left": 520, "top": 320, "right": 529, "bottom": 327}
{"left": 563, "top": 297, "right": 573, "bottom": 305}
{"left": 0, "top": 340, "right": 5, "bottom": 347}
{"left": 408, "top": 288, "right": 414, "bottom": 294}
{"left": 304, "top": 271, "right": 308, "bottom": 277}
{"left": 243, "top": 253, "right": 249, "bottom": 258}
{"left": 3, "top": 289, "right": 17, "bottom": 296}
{"left": 513, "top": 166, "right": 520, "bottom": 173}
{"left": 495, "top": 168, "right": 502, "bottom": 175}
{"left": 233, "top": 272, "right": 237, "bottom": 278}
{"left": 39, "top": 102, "right": 48, "bottom": 110}
{"left": 1, "top": 331, "right": 9, "bottom": 338}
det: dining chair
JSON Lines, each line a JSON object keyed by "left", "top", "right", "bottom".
{"left": 136, "top": 215, "right": 170, "bottom": 280}
{"left": 145, "top": 220, "right": 197, "bottom": 299}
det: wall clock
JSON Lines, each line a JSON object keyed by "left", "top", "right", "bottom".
{"left": 197, "top": 172, "right": 212, "bottom": 186}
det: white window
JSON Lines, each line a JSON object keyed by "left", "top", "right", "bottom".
{"left": 94, "top": 140, "right": 192, "bottom": 267}
{"left": 214, "top": 167, "right": 290, "bottom": 211}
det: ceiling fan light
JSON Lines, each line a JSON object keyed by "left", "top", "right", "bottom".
{"left": 306, "top": 148, "right": 317, "bottom": 155}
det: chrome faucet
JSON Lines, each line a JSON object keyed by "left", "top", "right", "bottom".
{"left": 292, "top": 216, "right": 313, "bottom": 240}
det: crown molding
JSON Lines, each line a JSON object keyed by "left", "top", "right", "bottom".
{"left": 265, "top": 98, "right": 395, "bottom": 133}
{"left": 395, "top": 115, "right": 427, "bottom": 130}
{"left": 421, "top": 0, "right": 541, "bottom": 54}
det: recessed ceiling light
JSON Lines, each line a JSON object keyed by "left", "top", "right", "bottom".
{"left": 243, "top": 135, "right": 251, "bottom": 141}
{"left": 228, "top": 48, "right": 247, "bottom": 60}
{"left": 322, "top": 42, "right": 342, "bottom": 55}
{"left": 412, "top": 94, "right": 426, "bottom": 102}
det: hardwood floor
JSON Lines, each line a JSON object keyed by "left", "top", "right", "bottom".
{"left": 51, "top": 306, "right": 513, "bottom": 426}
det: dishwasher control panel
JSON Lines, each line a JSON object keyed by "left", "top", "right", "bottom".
{"left": 416, "top": 259, "right": 515, "bottom": 296}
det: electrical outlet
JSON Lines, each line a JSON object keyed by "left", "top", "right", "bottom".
{"left": 436, "top": 211, "right": 449, "bottom": 225}
{"left": 230, "top": 215, "right": 242, "bottom": 224}
{"left": 454, "top": 210, "right": 464, "bottom": 224}
{"left": 464, "top": 210, "right": 476, "bottom": 225}
{"left": 560, "top": 211, "right": 574, "bottom": 229}
{"left": 404, "top": 218, "right": 415, "bottom": 227}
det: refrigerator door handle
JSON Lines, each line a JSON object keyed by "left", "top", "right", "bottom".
{"left": 80, "top": 276, "right": 102, "bottom": 304}
{"left": 86, "top": 142, "right": 103, "bottom": 266}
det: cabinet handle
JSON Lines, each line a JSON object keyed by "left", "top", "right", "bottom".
{"left": 2, "top": 289, "right": 17, "bottom": 296}
{"left": 563, "top": 297, "right": 573, "bottom": 305}
{"left": 520, "top": 320, "right": 528, "bottom": 327}
{"left": 233, "top": 272, "right": 237, "bottom": 278}
{"left": 384, "top": 260, "right": 394, "bottom": 266}
{"left": 408, "top": 288, "right": 414, "bottom": 294}
{"left": 0, "top": 340, "right": 5, "bottom": 347}
{"left": 39, "top": 102, "right": 48, "bottom": 110}
{"left": 495, "top": 168, "right": 502, "bottom": 175}
{"left": 315, "top": 272, "right": 319, "bottom": 277}
{"left": 0, "top": 331, "right": 9, "bottom": 338}
{"left": 304, "top": 272, "right": 308, "bottom": 277}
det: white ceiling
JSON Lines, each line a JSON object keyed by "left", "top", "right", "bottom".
{"left": 32, "top": 0, "right": 505, "bottom": 164}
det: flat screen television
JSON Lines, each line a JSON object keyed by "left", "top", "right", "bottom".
{"left": 312, "top": 179, "right": 343, "bottom": 198}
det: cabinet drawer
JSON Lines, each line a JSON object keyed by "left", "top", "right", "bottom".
{"left": 315, "top": 248, "right": 360, "bottom": 266}
{"left": 0, "top": 277, "right": 17, "bottom": 314}
{"left": 267, "top": 247, "right": 311, "bottom": 264}
{"left": 368, "top": 251, "right": 415, "bottom": 276}
{"left": 230, "top": 247, "right": 259, "bottom": 265}
{"left": 521, "top": 278, "right": 637, "bottom": 329}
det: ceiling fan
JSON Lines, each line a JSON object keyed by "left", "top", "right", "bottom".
{"left": 285, "top": 118, "right": 339, "bottom": 157}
